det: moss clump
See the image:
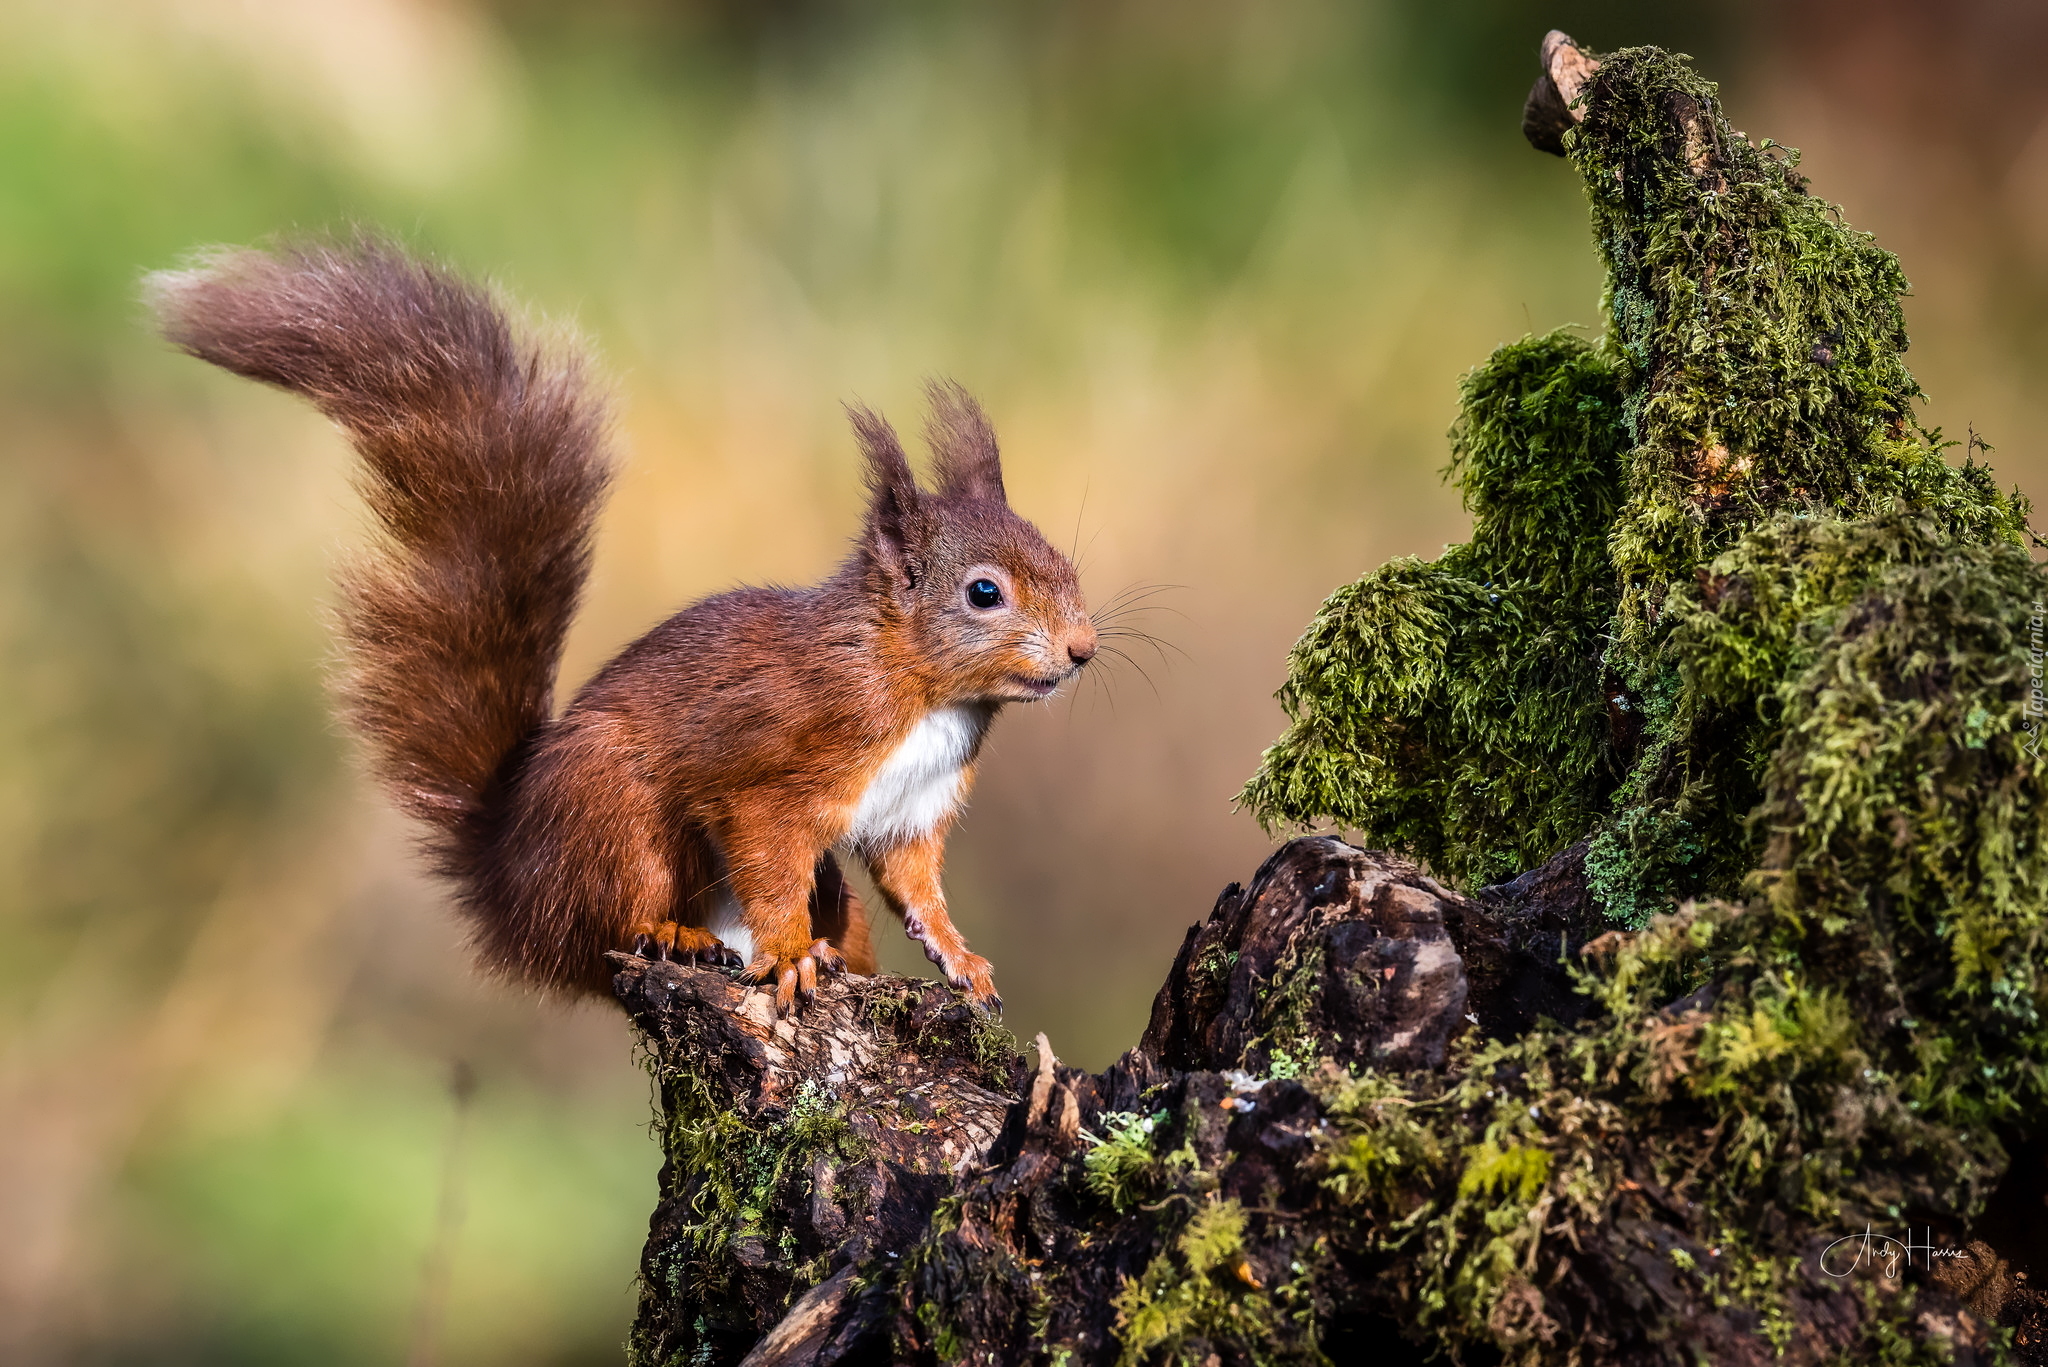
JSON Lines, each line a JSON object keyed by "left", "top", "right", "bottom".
{"left": 1080, "top": 1109, "right": 1180, "bottom": 1213}
{"left": 638, "top": 1069, "right": 870, "bottom": 1343}
{"left": 1578, "top": 51, "right": 2025, "bottom": 620}
{"left": 1290, "top": 488, "right": 2048, "bottom": 1362}
{"left": 864, "top": 982, "right": 1023, "bottom": 1091}
{"left": 1242, "top": 330, "right": 1628, "bottom": 886}
{"left": 1237, "top": 40, "right": 2048, "bottom": 1363}
{"left": 1111, "top": 1197, "right": 1309, "bottom": 1367}
{"left": 1244, "top": 43, "right": 2029, "bottom": 924}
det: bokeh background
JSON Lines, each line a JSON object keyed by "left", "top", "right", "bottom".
{"left": 3, "top": 0, "right": 2044, "bottom": 1361}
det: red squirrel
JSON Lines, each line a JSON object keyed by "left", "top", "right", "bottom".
{"left": 149, "top": 238, "right": 1096, "bottom": 1014}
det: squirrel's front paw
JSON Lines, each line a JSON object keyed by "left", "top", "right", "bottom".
{"left": 740, "top": 938, "right": 847, "bottom": 1016}
{"left": 629, "top": 921, "right": 743, "bottom": 970}
{"left": 939, "top": 952, "right": 1002, "bottom": 1013}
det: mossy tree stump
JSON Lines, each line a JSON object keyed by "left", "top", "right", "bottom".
{"left": 621, "top": 33, "right": 2048, "bottom": 1367}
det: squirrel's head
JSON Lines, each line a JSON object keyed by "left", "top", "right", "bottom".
{"left": 847, "top": 383, "right": 1096, "bottom": 705}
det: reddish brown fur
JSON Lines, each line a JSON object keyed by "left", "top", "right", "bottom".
{"left": 150, "top": 238, "right": 1092, "bottom": 1012}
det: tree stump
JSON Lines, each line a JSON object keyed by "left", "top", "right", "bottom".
{"left": 619, "top": 836, "right": 2041, "bottom": 1365}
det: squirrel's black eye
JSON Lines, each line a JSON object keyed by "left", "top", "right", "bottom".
{"left": 966, "top": 578, "right": 1003, "bottom": 609}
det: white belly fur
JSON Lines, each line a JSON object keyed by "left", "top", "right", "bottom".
{"left": 708, "top": 884, "right": 752, "bottom": 964}
{"left": 708, "top": 706, "right": 989, "bottom": 962}
{"left": 844, "top": 704, "right": 989, "bottom": 853}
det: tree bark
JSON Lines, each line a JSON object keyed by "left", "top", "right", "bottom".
{"left": 614, "top": 951, "right": 1021, "bottom": 1365}
{"left": 618, "top": 837, "right": 2034, "bottom": 1365}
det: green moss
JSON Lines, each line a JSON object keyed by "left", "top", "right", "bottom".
{"left": 861, "top": 984, "right": 1022, "bottom": 1090}
{"left": 638, "top": 1069, "right": 870, "bottom": 1330}
{"left": 1319, "top": 1074, "right": 1445, "bottom": 1214}
{"left": 1312, "top": 619, "right": 2048, "bottom": 1347}
{"left": 1251, "top": 937, "right": 1327, "bottom": 1076}
{"left": 896, "top": 1190, "right": 1048, "bottom": 1365}
{"left": 1244, "top": 41, "right": 2048, "bottom": 1360}
{"left": 1196, "top": 944, "right": 1239, "bottom": 989}
{"left": 1243, "top": 330, "right": 1628, "bottom": 886}
{"left": 1111, "top": 1197, "right": 1319, "bottom": 1367}
{"left": 1081, "top": 1103, "right": 1210, "bottom": 1221}
{"left": 1456, "top": 1141, "right": 1551, "bottom": 1206}
{"left": 1080, "top": 1109, "right": 1174, "bottom": 1213}
{"left": 915, "top": 1300, "right": 966, "bottom": 1364}
{"left": 1246, "top": 43, "right": 2028, "bottom": 927}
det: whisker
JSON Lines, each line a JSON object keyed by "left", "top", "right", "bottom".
{"left": 1092, "top": 596, "right": 1187, "bottom": 634}
{"left": 1099, "top": 619, "right": 1185, "bottom": 650}
{"left": 1092, "top": 581, "right": 1186, "bottom": 617}
{"left": 1094, "top": 605, "right": 1190, "bottom": 631}
{"left": 1072, "top": 526, "right": 1106, "bottom": 578}
{"left": 1100, "top": 671, "right": 1121, "bottom": 714}
{"left": 1095, "top": 642, "right": 1163, "bottom": 700}
{"left": 1100, "top": 579, "right": 1187, "bottom": 601}
{"left": 1077, "top": 659, "right": 1118, "bottom": 716}
{"left": 1105, "top": 635, "right": 1187, "bottom": 668}
{"left": 1097, "top": 606, "right": 1196, "bottom": 635}
{"left": 1099, "top": 625, "right": 1189, "bottom": 665}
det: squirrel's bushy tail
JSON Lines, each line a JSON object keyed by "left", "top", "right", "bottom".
{"left": 149, "top": 238, "right": 612, "bottom": 880}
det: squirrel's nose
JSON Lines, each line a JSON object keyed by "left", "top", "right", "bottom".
{"left": 1068, "top": 637, "right": 1097, "bottom": 667}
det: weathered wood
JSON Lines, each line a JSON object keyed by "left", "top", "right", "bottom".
{"left": 1521, "top": 29, "right": 1600, "bottom": 155}
{"left": 620, "top": 835, "right": 2037, "bottom": 1364}
{"left": 615, "top": 954, "right": 1020, "bottom": 1365}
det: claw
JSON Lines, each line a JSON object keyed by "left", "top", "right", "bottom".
{"left": 626, "top": 923, "right": 737, "bottom": 971}
{"left": 738, "top": 943, "right": 851, "bottom": 1017}
{"left": 808, "top": 939, "right": 847, "bottom": 976}
{"left": 931, "top": 951, "right": 1001, "bottom": 1013}
{"left": 955, "top": 984, "right": 1002, "bottom": 1013}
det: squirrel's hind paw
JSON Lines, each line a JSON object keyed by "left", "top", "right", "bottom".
{"left": 629, "top": 922, "right": 743, "bottom": 970}
{"left": 740, "top": 939, "right": 848, "bottom": 1016}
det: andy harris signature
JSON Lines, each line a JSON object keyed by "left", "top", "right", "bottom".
{"left": 1819, "top": 1226, "right": 1972, "bottom": 1280}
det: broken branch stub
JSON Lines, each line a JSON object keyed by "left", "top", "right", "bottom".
{"left": 1522, "top": 29, "right": 1601, "bottom": 155}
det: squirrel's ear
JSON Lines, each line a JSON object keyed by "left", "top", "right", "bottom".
{"left": 923, "top": 379, "right": 1006, "bottom": 504}
{"left": 847, "top": 403, "right": 929, "bottom": 585}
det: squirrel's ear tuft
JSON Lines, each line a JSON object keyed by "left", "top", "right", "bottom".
{"left": 846, "top": 403, "right": 929, "bottom": 585}
{"left": 923, "top": 379, "right": 1006, "bottom": 504}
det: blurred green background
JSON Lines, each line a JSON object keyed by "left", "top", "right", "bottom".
{"left": 3, "top": 0, "right": 2044, "bottom": 1361}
